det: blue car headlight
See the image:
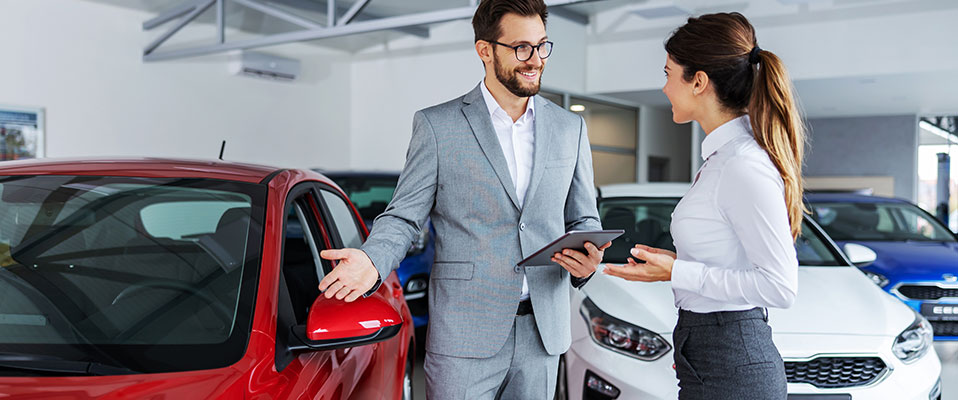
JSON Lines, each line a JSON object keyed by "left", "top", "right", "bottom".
{"left": 892, "top": 312, "right": 933, "bottom": 363}
{"left": 580, "top": 297, "right": 671, "bottom": 361}
{"left": 407, "top": 226, "right": 430, "bottom": 256}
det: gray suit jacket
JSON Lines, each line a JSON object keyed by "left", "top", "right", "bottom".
{"left": 361, "top": 84, "right": 602, "bottom": 358}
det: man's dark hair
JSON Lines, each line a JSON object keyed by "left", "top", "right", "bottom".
{"left": 472, "top": 0, "right": 548, "bottom": 43}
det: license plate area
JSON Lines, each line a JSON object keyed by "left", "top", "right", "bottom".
{"left": 921, "top": 303, "right": 958, "bottom": 321}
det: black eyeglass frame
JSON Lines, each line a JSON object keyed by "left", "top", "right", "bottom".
{"left": 487, "top": 40, "right": 554, "bottom": 62}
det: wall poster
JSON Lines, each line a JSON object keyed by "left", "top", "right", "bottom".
{"left": 0, "top": 106, "right": 44, "bottom": 160}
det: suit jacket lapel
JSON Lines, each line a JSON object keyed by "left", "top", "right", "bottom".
{"left": 462, "top": 85, "right": 521, "bottom": 210}
{"left": 523, "top": 94, "right": 552, "bottom": 212}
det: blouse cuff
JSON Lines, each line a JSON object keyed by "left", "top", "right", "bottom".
{"left": 671, "top": 259, "right": 705, "bottom": 293}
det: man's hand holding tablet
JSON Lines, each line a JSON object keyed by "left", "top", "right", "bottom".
{"left": 518, "top": 230, "right": 624, "bottom": 278}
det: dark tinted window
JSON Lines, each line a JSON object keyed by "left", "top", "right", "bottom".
{"left": 320, "top": 190, "right": 364, "bottom": 249}
{"left": 0, "top": 175, "right": 264, "bottom": 374}
{"left": 329, "top": 177, "right": 398, "bottom": 223}
{"left": 598, "top": 197, "right": 844, "bottom": 266}
{"left": 599, "top": 198, "right": 678, "bottom": 263}
{"left": 282, "top": 199, "right": 328, "bottom": 325}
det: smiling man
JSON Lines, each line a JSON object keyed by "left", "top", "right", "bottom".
{"left": 317, "top": 0, "right": 606, "bottom": 398}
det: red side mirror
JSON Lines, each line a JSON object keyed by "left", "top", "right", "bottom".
{"left": 305, "top": 293, "right": 403, "bottom": 342}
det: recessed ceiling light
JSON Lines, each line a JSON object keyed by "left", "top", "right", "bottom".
{"left": 570, "top": 104, "right": 586, "bottom": 112}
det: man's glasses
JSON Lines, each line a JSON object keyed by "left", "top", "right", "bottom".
{"left": 488, "top": 40, "right": 554, "bottom": 62}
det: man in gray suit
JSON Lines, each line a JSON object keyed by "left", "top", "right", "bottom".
{"left": 318, "top": 0, "right": 608, "bottom": 397}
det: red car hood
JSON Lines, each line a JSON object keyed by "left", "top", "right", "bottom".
{"left": 0, "top": 367, "right": 246, "bottom": 399}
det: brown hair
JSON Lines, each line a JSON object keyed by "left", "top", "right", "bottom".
{"left": 472, "top": 0, "right": 548, "bottom": 42}
{"left": 665, "top": 12, "right": 807, "bottom": 239}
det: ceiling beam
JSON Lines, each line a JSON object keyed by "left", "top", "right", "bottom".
{"left": 145, "top": 5, "right": 473, "bottom": 61}
{"left": 143, "top": 0, "right": 208, "bottom": 30}
{"left": 270, "top": 0, "right": 429, "bottom": 38}
{"left": 234, "top": 0, "right": 324, "bottom": 29}
{"left": 143, "top": 0, "right": 607, "bottom": 62}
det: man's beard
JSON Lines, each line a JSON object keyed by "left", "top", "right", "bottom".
{"left": 493, "top": 51, "right": 542, "bottom": 98}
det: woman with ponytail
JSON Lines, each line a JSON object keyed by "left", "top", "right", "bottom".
{"left": 603, "top": 12, "right": 805, "bottom": 399}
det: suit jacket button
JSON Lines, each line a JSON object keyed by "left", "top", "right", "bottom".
{"left": 519, "top": 222, "right": 526, "bottom": 231}
{"left": 515, "top": 265, "right": 521, "bottom": 273}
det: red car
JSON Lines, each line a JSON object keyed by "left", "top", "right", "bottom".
{"left": 0, "top": 158, "right": 415, "bottom": 399}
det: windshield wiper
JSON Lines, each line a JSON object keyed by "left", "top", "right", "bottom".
{"left": 0, "top": 353, "right": 138, "bottom": 376}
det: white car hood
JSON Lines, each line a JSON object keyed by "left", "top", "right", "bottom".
{"left": 583, "top": 265, "right": 915, "bottom": 337}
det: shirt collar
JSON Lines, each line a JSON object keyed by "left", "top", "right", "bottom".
{"left": 480, "top": 80, "right": 535, "bottom": 121}
{"left": 700, "top": 115, "right": 751, "bottom": 161}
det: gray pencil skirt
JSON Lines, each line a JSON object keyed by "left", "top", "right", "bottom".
{"left": 673, "top": 307, "right": 787, "bottom": 400}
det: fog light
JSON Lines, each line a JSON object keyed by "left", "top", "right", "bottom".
{"left": 584, "top": 370, "right": 620, "bottom": 400}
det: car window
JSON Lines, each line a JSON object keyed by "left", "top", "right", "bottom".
{"left": 319, "top": 189, "right": 364, "bottom": 249}
{"left": 281, "top": 193, "right": 331, "bottom": 326}
{"left": 329, "top": 176, "right": 398, "bottom": 224}
{"left": 598, "top": 196, "right": 844, "bottom": 266}
{"left": 599, "top": 197, "right": 678, "bottom": 263}
{"left": 140, "top": 201, "right": 250, "bottom": 240}
{"left": 810, "top": 202, "right": 956, "bottom": 242}
{"left": 0, "top": 175, "right": 264, "bottom": 374}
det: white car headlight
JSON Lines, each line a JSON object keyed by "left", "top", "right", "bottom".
{"left": 860, "top": 270, "right": 890, "bottom": 288}
{"left": 892, "top": 313, "right": 933, "bottom": 363}
{"left": 580, "top": 297, "right": 671, "bottom": 361}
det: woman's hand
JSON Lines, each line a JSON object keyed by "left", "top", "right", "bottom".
{"left": 633, "top": 244, "right": 676, "bottom": 260}
{"left": 603, "top": 244, "right": 676, "bottom": 282}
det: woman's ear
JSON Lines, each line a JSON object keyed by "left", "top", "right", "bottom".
{"left": 692, "top": 70, "right": 710, "bottom": 96}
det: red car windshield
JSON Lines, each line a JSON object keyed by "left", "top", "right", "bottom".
{"left": 0, "top": 175, "right": 265, "bottom": 375}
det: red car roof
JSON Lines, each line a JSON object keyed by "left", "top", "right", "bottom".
{"left": 0, "top": 157, "right": 285, "bottom": 184}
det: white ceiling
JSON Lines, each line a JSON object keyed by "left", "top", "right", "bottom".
{"left": 85, "top": 0, "right": 958, "bottom": 118}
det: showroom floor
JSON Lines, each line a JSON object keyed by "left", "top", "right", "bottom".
{"left": 410, "top": 342, "right": 958, "bottom": 399}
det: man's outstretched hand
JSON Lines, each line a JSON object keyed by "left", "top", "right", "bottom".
{"left": 318, "top": 248, "right": 380, "bottom": 302}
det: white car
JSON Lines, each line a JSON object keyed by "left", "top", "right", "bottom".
{"left": 559, "top": 183, "right": 942, "bottom": 400}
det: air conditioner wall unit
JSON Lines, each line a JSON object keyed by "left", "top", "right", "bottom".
{"left": 229, "top": 51, "right": 301, "bottom": 81}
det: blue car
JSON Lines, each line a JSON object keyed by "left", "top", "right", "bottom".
{"left": 321, "top": 171, "right": 434, "bottom": 328}
{"left": 806, "top": 193, "right": 958, "bottom": 340}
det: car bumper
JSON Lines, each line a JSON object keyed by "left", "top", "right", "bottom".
{"left": 777, "top": 333, "right": 941, "bottom": 400}
{"left": 565, "top": 333, "right": 941, "bottom": 400}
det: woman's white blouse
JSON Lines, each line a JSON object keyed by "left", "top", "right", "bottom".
{"left": 670, "top": 115, "right": 798, "bottom": 313}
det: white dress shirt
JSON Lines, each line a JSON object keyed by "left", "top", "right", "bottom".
{"left": 670, "top": 115, "right": 798, "bottom": 313}
{"left": 480, "top": 81, "right": 535, "bottom": 300}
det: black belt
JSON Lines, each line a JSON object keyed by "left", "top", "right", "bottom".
{"left": 516, "top": 299, "right": 534, "bottom": 316}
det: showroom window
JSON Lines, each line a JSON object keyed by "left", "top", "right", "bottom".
{"left": 541, "top": 91, "right": 638, "bottom": 186}
{"left": 917, "top": 116, "right": 958, "bottom": 232}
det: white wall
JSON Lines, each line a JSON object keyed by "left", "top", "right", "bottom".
{"left": 348, "top": 16, "right": 588, "bottom": 170}
{"left": 586, "top": 1, "right": 958, "bottom": 95}
{"left": 638, "top": 106, "right": 692, "bottom": 183}
{"left": 0, "top": 0, "right": 353, "bottom": 170}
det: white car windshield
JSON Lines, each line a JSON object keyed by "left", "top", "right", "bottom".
{"left": 598, "top": 197, "right": 845, "bottom": 266}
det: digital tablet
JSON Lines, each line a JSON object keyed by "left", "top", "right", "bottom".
{"left": 517, "top": 229, "right": 625, "bottom": 267}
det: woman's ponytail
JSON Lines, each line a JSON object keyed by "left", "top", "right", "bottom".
{"left": 748, "top": 50, "right": 807, "bottom": 239}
